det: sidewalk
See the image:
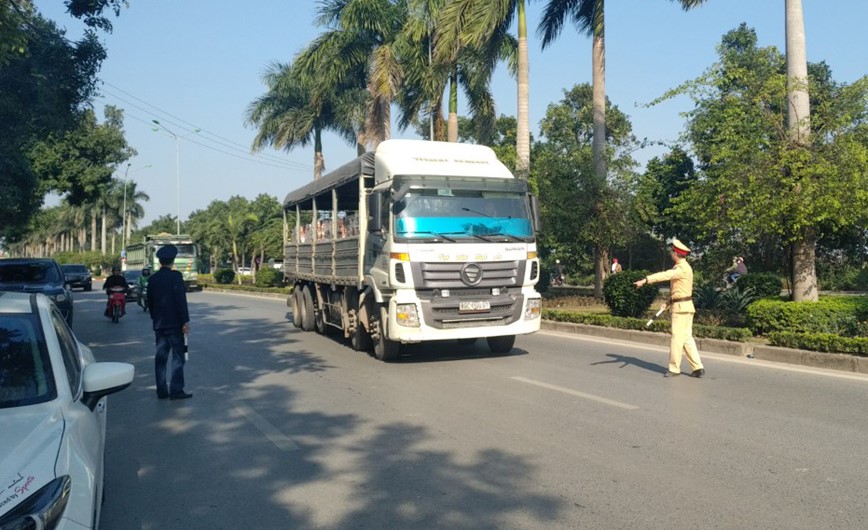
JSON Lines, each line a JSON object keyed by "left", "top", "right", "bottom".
{"left": 541, "top": 320, "right": 868, "bottom": 375}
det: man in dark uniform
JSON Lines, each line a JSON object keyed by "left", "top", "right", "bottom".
{"left": 147, "top": 245, "right": 192, "bottom": 400}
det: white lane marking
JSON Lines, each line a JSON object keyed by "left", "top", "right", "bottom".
{"left": 510, "top": 376, "right": 639, "bottom": 410}
{"left": 234, "top": 403, "right": 300, "bottom": 451}
{"left": 539, "top": 330, "right": 868, "bottom": 383}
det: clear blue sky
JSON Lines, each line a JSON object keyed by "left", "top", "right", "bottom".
{"left": 35, "top": 0, "right": 867, "bottom": 227}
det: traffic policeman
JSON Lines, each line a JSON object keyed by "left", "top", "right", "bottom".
{"left": 634, "top": 238, "right": 705, "bottom": 378}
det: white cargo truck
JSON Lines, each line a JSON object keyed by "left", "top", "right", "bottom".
{"left": 283, "top": 139, "right": 543, "bottom": 361}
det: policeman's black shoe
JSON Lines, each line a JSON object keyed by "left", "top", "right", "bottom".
{"left": 157, "top": 392, "right": 169, "bottom": 400}
{"left": 169, "top": 392, "right": 193, "bottom": 400}
{"left": 690, "top": 369, "right": 706, "bottom": 378}
{"left": 663, "top": 371, "right": 681, "bottom": 378}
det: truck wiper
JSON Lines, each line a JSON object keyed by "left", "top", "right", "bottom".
{"left": 397, "top": 231, "right": 456, "bottom": 242}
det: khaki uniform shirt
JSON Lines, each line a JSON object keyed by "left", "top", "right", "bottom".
{"left": 645, "top": 259, "right": 695, "bottom": 314}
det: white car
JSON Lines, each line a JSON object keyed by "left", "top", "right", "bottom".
{"left": 0, "top": 292, "right": 134, "bottom": 529}
{"left": 237, "top": 267, "right": 252, "bottom": 276}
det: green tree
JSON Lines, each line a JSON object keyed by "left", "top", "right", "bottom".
{"left": 656, "top": 25, "right": 868, "bottom": 299}
{"left": 0, "top": 12, "right": 106, "bottom": 238}
{"left": 637, "top": 147, "right": 698, "bottom": 242}
{"left": 536, "top": 0, "right": 707, "bottom": 292}
{"left": 435, "top": 0, "right": 530, "bottom": 177}
{"left": 246, "top": 61, "right": 359, "bottom": 179}
{"left": 532, "top": 83, "right": 640, "bottom": 297}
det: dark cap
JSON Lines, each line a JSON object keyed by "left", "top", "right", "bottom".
{"left": 156, "top": 245, "right": 178, "bottom": 261}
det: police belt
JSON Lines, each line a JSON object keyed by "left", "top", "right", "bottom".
{"left": 669, "top": 296, "right": 693, "bottom": 303}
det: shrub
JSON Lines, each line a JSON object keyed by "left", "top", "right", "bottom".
{"left": 736, "top": 272, "right": 783, "bottom": 298}
{"left": 603, "top": 269, "right": 658, "bottom": 318}
{"left": 254, "top": 267, "right": 283, "bottom": 287}
{"left": 213, "top": 268, "right": 235, "bottom": 284}
{"left": 746, "top": 296, "right": 868, "bottom": 336}
{"left": 768, "top": 332, "right": 868, "bottom": 356}
{"left": 543, "top": 309, "right": 752, "bottom": 341}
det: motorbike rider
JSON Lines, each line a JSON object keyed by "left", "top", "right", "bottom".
{"left": 137, "top": 267, "right": 151, "bottom": 310}
{"left": 552, "top": 259, "right": 564, "bottom": 286}
{"left": 103, "top": 266, "right": 128, "bottom": 317}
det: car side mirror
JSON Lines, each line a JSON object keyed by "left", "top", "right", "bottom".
{"left": 81, "top": 362, "right": 135, "bottom": 411}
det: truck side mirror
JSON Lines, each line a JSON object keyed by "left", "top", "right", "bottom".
{"left": 367, "top": 192, "right": 382, "bottom": 232}
{"left": 530, "top": 194, "right": 542, "bottom": 231}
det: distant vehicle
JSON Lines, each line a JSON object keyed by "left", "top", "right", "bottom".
{"left": 124, "top": 233, "right": 200, "bottom": 289}
{"left": 0, "top": 258, "right": 73, "bottom": 326}
{"left": 0, "top": 291, "right": 134, "bottom": 529}
{"left": 123, "top": 270, "right": 143, "bottom": 301}
{"left": 237, "top": 267, "right": 252, "bottom": 276}
{"left": 61, "top": 264, "right": 92, "bottom": 291}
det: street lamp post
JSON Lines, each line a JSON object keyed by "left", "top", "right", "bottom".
{"left": 122, "top": 163, "right": 152, "bottom": 253}
{"left": 152, "top": 120, "right": 199, "bottom": 235}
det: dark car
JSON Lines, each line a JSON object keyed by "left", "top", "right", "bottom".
{"left": 61, "top": 263, "right": 93, "bottom": 291}
{"left": 123, "top": 270, "right": 143, "bottom": 301}
{"left": 0, "top": 258, "right": 74, "bottom": 325}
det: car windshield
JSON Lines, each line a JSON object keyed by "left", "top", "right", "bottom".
{"left": 62, "top": 265, "right": 88, "bottom": 273}
{"left": 0, "top": 313, "right": 57, "bottom": 408}
{"left": 0, "top": 262, "right": 61, "bottom": 284}
{"left": 124, "top": 271, "right": 142, "bottom": 281}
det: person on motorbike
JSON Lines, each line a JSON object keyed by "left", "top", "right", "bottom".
{"left": 137, "top": 267, "right": 151, "bottom": 310}
{"left": 103, "top": 266, "right": 128, "bottom": 317}
{"left": 552, "top": 259, "right": 564, "bottom": 286}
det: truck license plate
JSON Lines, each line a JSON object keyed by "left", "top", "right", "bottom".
{"left": 459, "top": 300, "right": 490, "bottom": 313}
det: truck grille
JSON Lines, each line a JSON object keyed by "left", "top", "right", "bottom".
{"left": 412, "top": 260, "right": 522, "bottom": 289}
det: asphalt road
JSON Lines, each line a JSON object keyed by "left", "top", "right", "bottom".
{"left": 71, "top": 287, "right": 868, "bottom": 530}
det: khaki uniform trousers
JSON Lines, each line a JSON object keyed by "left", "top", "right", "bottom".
{"left": 669, "top": 311, "right": 703, "bottom": 374}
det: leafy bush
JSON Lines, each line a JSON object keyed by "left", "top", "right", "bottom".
{"left": 544, "top": 309, "right": 752, "bottom": 341}
{"left": 736, "top": 272, "right": 783, "bottom": 298}
{"left": 818, "top": 266, "right": 868, "bottom": 292}
{"left": 768, "top": 332, "right": 868, "bottom": 356}
{"left": 746, "top": 296, "right": 868, "bottom": 336}
{"left": 254, "top": 267, "right": 283, "bottom": 287}
{"left": 213, "top": 268, "right": 235, "bottom": 284}
{"left": 603, "top": 269, "right": 658, "bottom": 318}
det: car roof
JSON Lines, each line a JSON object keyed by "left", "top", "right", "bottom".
{"left": 0, "top": 258, "right": 57, "bottom": 264}
{"left": 0, "top": 291, "right": 39, "bottom": 314}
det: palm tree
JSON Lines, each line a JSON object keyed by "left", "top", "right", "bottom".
{"left": 537, "top": 0, "right": 707, "bottom": 297}
{"left": 435, "top": 0, "right": 529, "bottom": 176}
{"left": 122, "top": 180, "right": 150, "bottom": 245}
{"left": 246, "top": 61, "right": 359, "bottom": 179}
{"left": 784, "top": 0, "right": 815, "bottom": 301}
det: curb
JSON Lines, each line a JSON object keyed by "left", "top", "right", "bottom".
{"left": 200, "top": 287, "right": 289, "bottom": 301}
{"left": 541, "top": 320, "right": 867, "bottom": 375}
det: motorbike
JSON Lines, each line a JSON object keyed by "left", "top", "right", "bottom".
{"left": 107, "top": 286, "right": 127, "bottom": 323}
{"left": 138, "top": 282, "right": 148, "bottom": 312}
{"left": 550, "top": 273, "right": 564, "bottom": 287}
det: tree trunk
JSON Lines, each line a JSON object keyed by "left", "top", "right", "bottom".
{"left": 594, "top": 245, "right": 609, "bottom": 300}
{"left": 313, "top": 127, "right": 325, "bottom": 180}
{"left": 515, "top": 0, "right": 530, "bottom": 179}
{"left": 356, "top": 130, "right": 366, "bottom": 156}
{"left": 792, "top": 233, "right": 817, "bottom": 302}
{"left": 101, "top": 207, "right": 108, "bottom": 255}
{"left": 447, "top": 68, "right": 459, "bottom": 142}
{"left": 592, "top": 0, "right": 608, "bottom": 298}
{"left": 786, "top": 0, "right": 810, "bottom": 146}
{"left": 91, "top": 211, "right": 97, "bottom": 251}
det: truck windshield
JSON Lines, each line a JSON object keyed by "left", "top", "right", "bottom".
{"left": 394, "top": 189, "right": 533, "bottom": 241}
{"left": 155, "top": 244, "right": 196, "bottom": 257}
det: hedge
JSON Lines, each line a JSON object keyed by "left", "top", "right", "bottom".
{"left": 746, "top": 296, "right": 868, "bottom": 336}
{"left": 602, "top": 269, "right": 658, "bottom": 318}
{"left": 736, "top": 272, "right": 783, "bottom": 298}
{"left": 768, "top": 332, "right": 868, "bottom": 356}
{"left": 543, "top": 309, "right": 752, "bottom": 342}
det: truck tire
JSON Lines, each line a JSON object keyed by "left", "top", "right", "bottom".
{"left": 486, "top": 335, "right": 515, "bottom": 354}
{"left": 348, "top": 307, "right": 371, "bottom": 351}
{"left": 291, "top": 288, "right": 302, "bottom": 329}
{"left": 373, "top": 307, "right": 400, "bottom": 362}
{"left": 314, "top": 302, "right": 328, "bottom": 335}
{"left": 301, "top": 285, "right": 316, "bottom": 332}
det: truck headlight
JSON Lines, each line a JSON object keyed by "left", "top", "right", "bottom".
{"left": 395, "top": 303, "right": 420, "bottom": 327}
{"left": 0, "top": 475, "right": 71, "bottom": 530}
{"left": 524, "top": 298, "right": 541, "bottom": 320}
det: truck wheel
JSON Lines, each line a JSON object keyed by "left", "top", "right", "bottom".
{"left": 349, "top": 309, "right": 372, "bottom": 351}
{"left": 314, "top": 303, "right": 328, "bottom": 334}
{"left": 291, "top": 288, "right": 303, "bottom": 329}
{"left": 373, "top": 307, "right": 400, "bottom": 362}
{"left": 486, "top": 335, "right": 515, "bottom": 355}
{"left": 301, "top": 285, "right": 315, "bottom": 332}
